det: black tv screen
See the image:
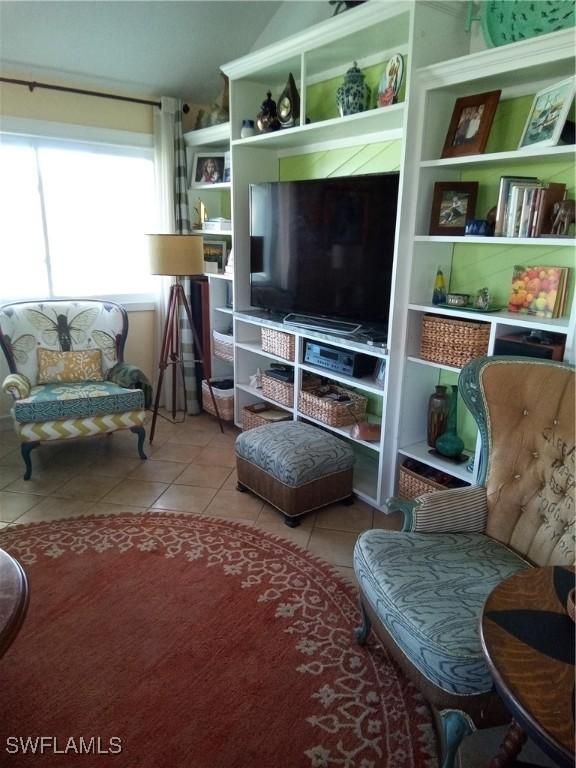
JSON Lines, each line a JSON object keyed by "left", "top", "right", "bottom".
{"left": 249, "top": 173, "right": 399, "bottom": 329}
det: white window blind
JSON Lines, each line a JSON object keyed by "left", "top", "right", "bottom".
{"left": 0, "top": 135, "right": 156, "bottom": 302}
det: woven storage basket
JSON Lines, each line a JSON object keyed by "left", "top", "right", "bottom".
{"left": 420, "top": 315, "right": 490, "bottom": 368}
{"left": 261, "top": 328, "right": 295, "bottom": 361}
{"left": 261, "top": 372, "right": 321, "bottom": 407}
{"left": 298, "top": 384, "right": 367, "bottom": 427}
{"left": 202, "top": 380, "right": 234, "bottom": 421}
{"left": 242, "top": 403, "right": 292, "bottom": 431}
{"left": 212, "top": 330, "right": 234, "bottom": 362}
{"left": 398, "top": 465, "right": 447, "bottom": 499}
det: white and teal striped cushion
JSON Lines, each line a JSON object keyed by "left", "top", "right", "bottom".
{"left": 409, "top": 486, "right": 488, "bottom": 533}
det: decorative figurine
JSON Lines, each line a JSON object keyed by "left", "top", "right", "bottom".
{"left": 475, "top": 287, "right": 491, "bottom": 311}
{"left": 550, "top": 199, "right": 575, "bottom": 236}
{"left": 336, "top": 61, "right": 370, "bottom": 117}
{"left": 256, "top": 91, "right": 280, "bottom": 133}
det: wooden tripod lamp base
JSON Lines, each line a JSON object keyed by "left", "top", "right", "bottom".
{"left": 147, "top": 234, "right": 224, "bottom": 443}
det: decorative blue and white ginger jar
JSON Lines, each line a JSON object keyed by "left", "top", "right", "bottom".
{"left": 336, "top": 61, "right": 370, "bottom": 117}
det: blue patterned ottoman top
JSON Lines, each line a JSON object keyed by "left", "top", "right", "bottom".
{"left": 354, "top": 530, "right": 530, "bottom": 696}
{"left": 13, "top": 381, "right": 144, "bottom": 423}
{"left": 235, "top": 421, "right": 354, "bottom": 487}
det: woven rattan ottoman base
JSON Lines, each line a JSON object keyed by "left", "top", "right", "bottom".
{"left": 235, "top": 422, "right": 355, "bottom": 527}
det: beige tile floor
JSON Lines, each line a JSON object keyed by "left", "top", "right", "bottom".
{"left": 0, "top": 413, "right": 553, "bottom": 768}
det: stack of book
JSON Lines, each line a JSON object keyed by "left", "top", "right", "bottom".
{"left": 494, "top": 177, "right": 566, "bottom": 238}
{"left": 507, "top": 265, "right": 570, "bottom": 318}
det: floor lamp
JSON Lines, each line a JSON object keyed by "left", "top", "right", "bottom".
{"left": 148, "top": 234, "right": 224, "bottom": 443}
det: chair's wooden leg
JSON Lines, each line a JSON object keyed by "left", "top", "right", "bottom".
{"left": 21, "top": 442, "right": 40, "bottom": 480}
{"left": 488, "top": 720, "right": 527, "bottom": 768}
{"left": 130, "top": 427, "right": 147, "bottom": 460}
{"left": 283, "top": 515, "right": 300, "bottom": 528}
{"left": 236, "top": 481, "right": 247, "bottom": 493}
{"left": 438, "top": 709, "right": 475, "bottom": 768}
{"left": 354, "top": 600, "right": 372, "bottom": 645}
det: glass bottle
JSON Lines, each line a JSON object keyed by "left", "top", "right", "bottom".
{"left": 435, "top": 385, "right": 465, "bottom": 458}
{"left": 432, "top": 267, "right": 447, "bottom": 305}
{"left": 427, "top": 385, "right": 449, "bottom": 448}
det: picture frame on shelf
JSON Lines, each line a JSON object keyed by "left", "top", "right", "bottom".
{"left": 192, "top": 153, "right": 225, "bottom": 185}
{"left": 203, "top": 240, "right": 227, "bottom": 273}
{"left": 441, "top": 90, "right": 501, "bottom": 158}
{"left": 429, "top": 181, "right": 479, "bottom": 236}
{"left": 518, "top": 77, "right": 576, "bottom": 150}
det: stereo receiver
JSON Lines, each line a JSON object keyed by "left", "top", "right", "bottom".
{"left": 304, "top": 341, "right": 375, "bottom": 377}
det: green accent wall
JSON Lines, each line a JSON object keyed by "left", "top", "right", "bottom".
{"left": 279, "top": 139, "right": 401, "bottom": 180}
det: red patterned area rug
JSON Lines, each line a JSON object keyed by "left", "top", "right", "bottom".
{"left": 0, "top": 513, "right": 438, "bottom": 768}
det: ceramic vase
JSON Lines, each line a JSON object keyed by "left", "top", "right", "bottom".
{"left": 336, "top": 61, "right": 370, "bottom": 117}
{"left": 435, "top": 385, "right": 465, "bottom": 458}
{"left": 427, "top": 385, "right": 449, "bottom": 448}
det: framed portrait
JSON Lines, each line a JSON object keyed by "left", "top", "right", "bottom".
{"left": 441, "top": 90, "right": 501, "bottom": 158}
{"left": 192, "top": 153, "right": 225, "bottom": 185}
{"left": 518, "top": 77, "right": 576, "bottom": 150}
{"left": 429, "top": 181, "right": 479, "bottom": 236}
{"left": 203, "top": 240, "right": 227, "bottom": 272}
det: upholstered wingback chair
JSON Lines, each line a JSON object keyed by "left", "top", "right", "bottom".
{"left": 353, "top": 356, "right": 575, "bottom": 768}
{"left": 0, "top": 299, "right": 152, "bottom": 479}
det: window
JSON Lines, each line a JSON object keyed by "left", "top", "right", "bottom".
{"left": 0, "top": 135, "right": 156, "bottom": 302}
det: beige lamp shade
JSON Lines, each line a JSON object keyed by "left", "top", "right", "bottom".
{"left": 147, "top": 234, "right": 205, "bottom": 276}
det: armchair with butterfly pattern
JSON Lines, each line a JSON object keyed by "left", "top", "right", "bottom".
{"left": 0, "top": 299, "right": 152, "bottom": 479}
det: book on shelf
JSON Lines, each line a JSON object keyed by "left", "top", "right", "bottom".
{"left": 494, "top": 175, "right": 538, "bottom": 236}
{"left": 506, "top": 181, "right": 541, "bottom": 237}
{"left": 508, "top": 265, "right": 570, "bottom": 318}
{"left": 494, "top": 176, "right": 567, "bottom": 238}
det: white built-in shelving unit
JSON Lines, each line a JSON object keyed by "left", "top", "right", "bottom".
{"left": 182, "top": 3, "right": 574, "bottom": 509}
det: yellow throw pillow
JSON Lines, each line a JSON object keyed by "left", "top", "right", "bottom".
{"left": 37, "top": 348, "right": 103, "bottom": 384}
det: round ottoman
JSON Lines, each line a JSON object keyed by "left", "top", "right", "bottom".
{"left": 235, "top": 421, "right": 354, "bottom": 526}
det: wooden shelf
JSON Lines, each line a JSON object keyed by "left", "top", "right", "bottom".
{"left": 408, "top": 303, "right": 572, "bottom": 334}
{"left": 183, "top": 122, "right": 230, "bottom": 148}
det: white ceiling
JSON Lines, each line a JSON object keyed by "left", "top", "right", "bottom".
{"left": 0, "top": 1, "right": 329, "bottom": 105}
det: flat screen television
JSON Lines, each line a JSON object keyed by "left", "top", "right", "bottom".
{"left": 249, "top": 173, "right": 399, "bottom": 333}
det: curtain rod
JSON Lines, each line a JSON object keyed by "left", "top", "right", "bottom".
{"left": 0, "top": 77, "right": 190, "bottom": 112}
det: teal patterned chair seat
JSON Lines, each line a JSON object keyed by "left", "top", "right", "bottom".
{"left": 13, "top": 381, "right": 143, "bottom": 423}
{"left": 353, "top": 357, "right": 575, "bottom": 768}
{"left": 235, "top": 421, "right": 355, "bottom": 526}
{"left": 354, "top": 530, "right": 529, "bottom": 695}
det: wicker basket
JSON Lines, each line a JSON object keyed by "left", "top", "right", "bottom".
{"left": 261, "top": 372, "right": 320, "bottom": 407}
{"left": 298, "top": 384, "right": 367, "bottom": 427}
{"left": 420, "top": 314, "right": 490, "bottom": 368}
{"left": 213, "top": 330, "right": 234, "bottom": 362}
{"left": 261, "top": 328, "right": 295, "bottom": 361}
{"left": 242, "top": 403, "right": 292, "bottom": 431}
{"left": 202, "top": 379, "right": 234, "bottom": 421}
{"left": 398, "top": 465, "right": 447, "bottom": 499}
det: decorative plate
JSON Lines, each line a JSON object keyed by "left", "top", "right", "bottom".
{"left": 481, "top": 0, "right": 575, "bottom": 48}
